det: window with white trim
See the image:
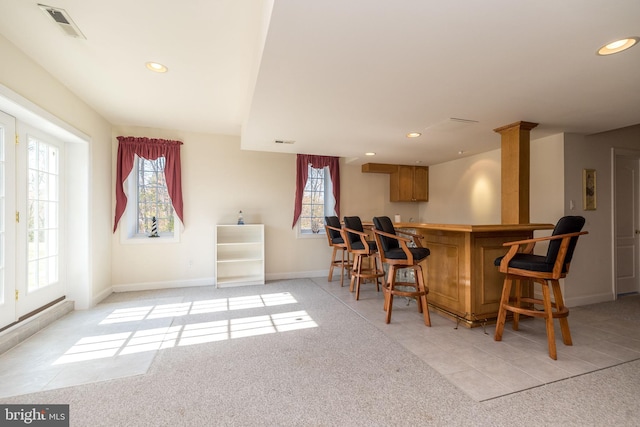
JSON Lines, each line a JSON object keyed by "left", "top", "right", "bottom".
{"left": 121, "top": 155, "right": 179, "bottom": 242}
{"left": 137, "top": 156, "right": 174, "bottom": 234}
{"left": 299, "top": 165, "right": 335, "bottom": 235}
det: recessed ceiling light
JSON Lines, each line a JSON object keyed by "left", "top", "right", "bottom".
{"left": 458, "top": 150, "right": 465, "bottom": 155}
{"left": 597, "top": 37, "right": 639, "bottom": 56}
{"left": 406, "top": 132, "right": 422, "bottom": 138}
{"left": 365, "top": 152, "right": 376, "bottom": 156}
{"left": 145, "top": 62, "right": 168, "bottom": 73}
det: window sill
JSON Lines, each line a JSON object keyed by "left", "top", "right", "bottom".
{"left": 297, "top": 231, "right": 326, "bottom": 240}
{"left": 120, "top": 233, "right": 180, "bottom": 244}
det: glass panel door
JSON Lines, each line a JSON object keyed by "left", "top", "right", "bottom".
{"left": 16, "top": 126, "right": 65, "bottom": 317}
{"left": 27, "top": 137, "right": 60, "bottom": 292}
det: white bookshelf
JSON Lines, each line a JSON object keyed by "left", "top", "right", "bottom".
{"left": 215, "top": 224, "right": 265, "bottom": 287}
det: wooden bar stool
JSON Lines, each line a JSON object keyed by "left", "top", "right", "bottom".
{"left": 494, "top": 216, "right": 587, "bottom": 360}
{"left": 342, "top": 216, "right": 384, "bottom": 300}
{"left": 372, "top": 216, "right": 431, "bottom": 326}
{"left": 324, "top": 216, "right": 351, "bottom": 286}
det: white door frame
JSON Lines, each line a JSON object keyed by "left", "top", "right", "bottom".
{"left": 0, "top": 84, "right": 91, "bottom": 316}
{"left": 0, "top": 110, "right": 17, "bottom": 329}
{"left": 15, "top": 124, "right": 67, "bottom": 317}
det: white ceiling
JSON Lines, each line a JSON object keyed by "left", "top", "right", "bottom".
{"left": 1, "top": 0, "right": 639, "bottom": 166}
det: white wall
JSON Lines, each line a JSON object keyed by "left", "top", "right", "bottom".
{"left": 563, "top": 132, "right": 612, "bottom": 304}
{"left": 0, "top": 35, "right": 113, "bottom": 308}
{"left": 341, "top": 162, "right": 421, "bottom": 223}
{"left": 111, "top": 127, "right": 335, "bottom": 289}
{"left": 564, "top": 125, "right": 640, "bottom": 305}
{"left": 420, "top": 149, "right": 502, "bottom": 224}
{"left": 422, "top": 134, "right": 566, "bottom": 226}
{"left": 530, "top": 133, "right": 565, "bottom": 224}
{"left": 110, "top": 141, "right": 425, "bottom": 290}
{"left": 528, "top": 133, "right": 566, "bottom": 260}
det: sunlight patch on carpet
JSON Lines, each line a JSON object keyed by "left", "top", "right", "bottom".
{"left": 99, "top": 292, "right": 298, "bottom": 324}
{"left": 54, "top": 310, "right": 317, "bottom": 365}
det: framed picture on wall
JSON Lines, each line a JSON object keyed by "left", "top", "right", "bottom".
{"left": 583, "top": 168, "right": 596, "bottom": 210}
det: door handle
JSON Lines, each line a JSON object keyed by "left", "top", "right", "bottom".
{"left": 636, "top": 230, "right": 640, "bottom": 235}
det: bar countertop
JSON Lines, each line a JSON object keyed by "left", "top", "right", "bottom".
{"left": 393, "top": 222, "right": 555, "bottom": 233}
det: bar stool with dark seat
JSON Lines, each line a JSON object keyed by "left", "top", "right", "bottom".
{"left": 324, "top": 216, "right": 351, "bottom": 286}
{"left": 342, "top": 216, "right": 385, "bottom": 300}
{"left": 493, "top": 215, "right": 587, "bottom": 360}
{"left": 372, "top": 216, "right": 431, "bottom": 326}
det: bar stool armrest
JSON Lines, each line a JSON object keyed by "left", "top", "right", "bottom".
{"left": 343, "top": 227, "right": 374, "bottom": 252}
{"left": 373, "top": 229, "right": 415, "bottom": 264}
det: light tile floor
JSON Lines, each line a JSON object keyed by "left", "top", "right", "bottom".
{"left": 0, "top": 293, "right": 193, "bottom": 399}
{"left": 316, "top": 276, "right": 640, "bottom": 401}
{"left": 1, "top": 279, "right": 639, "bottom": 402}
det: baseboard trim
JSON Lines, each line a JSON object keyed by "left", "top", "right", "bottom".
{"left": 93, "top": 286, "right": 114, "bottom": 306}
{"left": 266, "top": 270, "right": 328, "bottom": 281}
{"left": 565, "top": 292, "right": 615, "bottom": 307}
{"left": 111, "top": 271, "right": 329, "bottom": 293}
{"left": 0, "top": 300, "right": 74, "bottom": 356}
{"left": 112, "top": 277, "right": 216, "bottom": 293}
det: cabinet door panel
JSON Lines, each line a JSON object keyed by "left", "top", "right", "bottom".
{"left": 413, "top": 166, "right": 428, "bottom": 201}
{"left": 397, "top": 166, "right": 414, "bottom": 201}
{"left": 369, "top": 163, "right": 428, "bottom": 202}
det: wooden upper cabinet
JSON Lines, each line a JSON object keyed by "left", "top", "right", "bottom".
{"left": 413, "top": 166, "right": 429, "bottom": 201}
{"left": 391, "top": 165, "right": 428, "bottom": 202}
{"left": 362, "top": 163, "right": 428, "bottom": 202}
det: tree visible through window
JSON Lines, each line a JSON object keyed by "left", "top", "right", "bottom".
{"left": 136, "top": 156, "right": 174, "bottom": 234}
{"left": 27, "top": 136, "right": 60, "bottom": 291}
{"left": 300, "top": 165, "right": 333, "bottom": 234}
{"left": 292, "top": 154, "right": 340, "bottom": 231}
{"left": 114, "top": 136, "right": 183, "bottom": 235}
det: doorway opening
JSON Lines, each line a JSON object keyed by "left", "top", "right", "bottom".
{"left": 0, "top": 85, "right": 90, "bottom": 334}
{"left": 613, "top": 149, "right": 640, "bottom": 297}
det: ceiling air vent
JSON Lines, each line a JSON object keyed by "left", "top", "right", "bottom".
{"left": 274, "top": 140, "right": 295, "bottom": 144}
{"left": 38, "top": 4, "right": 86, "bottom": 39}
{"left": 425, "top": 117, "right": 479, "bottom": 132}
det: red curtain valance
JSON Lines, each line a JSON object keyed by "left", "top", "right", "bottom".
{"left": 292, "top": 154, "right": 340, "bottom": 228}
{"left": 113, "top": 136, "right": 184, "bottom": 232}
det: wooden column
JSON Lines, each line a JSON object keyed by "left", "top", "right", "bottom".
{"left": 494, "top": 121, "right": 538, "bottom": 224}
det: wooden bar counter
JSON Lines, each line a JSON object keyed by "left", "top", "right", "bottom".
{"left": 395, "top": 222, "right": 554, "bottom": 327}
